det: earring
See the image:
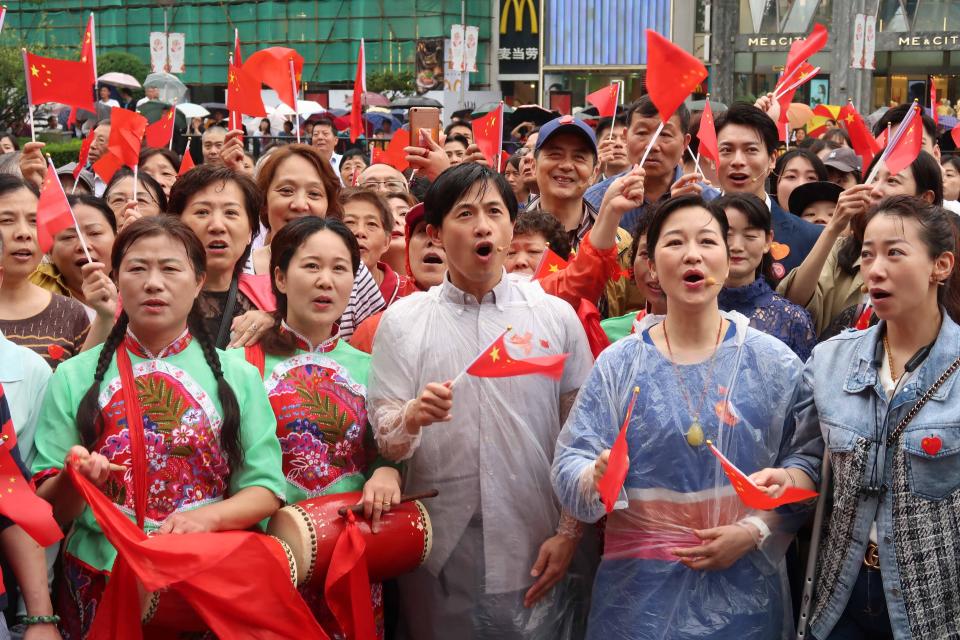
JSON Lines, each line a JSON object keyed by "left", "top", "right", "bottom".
{"left": 860, "top": 284, "right": 869, "bottom": 293}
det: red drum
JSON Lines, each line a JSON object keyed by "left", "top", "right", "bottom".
{"left": 139, "top": 534, "right": 298, "bottom": 632}
{"left": 266, "top": 491, "right": 433, "bottom": 587}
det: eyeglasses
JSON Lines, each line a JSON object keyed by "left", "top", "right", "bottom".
{"left": 361, "top": 179, "right": 406, "bottom": 191}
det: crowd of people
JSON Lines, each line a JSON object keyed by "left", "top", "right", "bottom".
{"left": 0, "top": 80, "right": 957, "bottom": 640}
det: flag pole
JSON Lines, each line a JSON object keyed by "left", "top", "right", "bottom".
{"left": 169, "top": 99, "right": 177, "bottom": 150}
{"left": 290, "top": 58, "right": 300, "bottom": 144}
{"left": 48, "top": 156, "right": 93, "bottom": 263}
{"left": 21, "top": 48, "right": 36, "bottom": 142}
{"left": 450, "top": 326, "right": 512, "bottom": 389}
{"left": 132, "top": 164, "right": 138, "bottom": 203}
{"left": 496, "top": 101, "right": 504, "bottom": 172}
{"left": 785, "top": 122, "right": 790, "bottom": 150}
{"left": 773, "top": 67, "right": 821, "bottom": 101}
{"left": 686, "top": 146, "right": 704, "bottom": 178}
{"left": 608, "top": 82, "right": 620, "bottom": 140}
{"left": 638, "top": 120, "right": 665, "bottom": 168}
{"left": 863, "top": 101, "right": 919, "bottom": 185}
{"left": 227, "top": 53, "right": 234, "bottom": 131}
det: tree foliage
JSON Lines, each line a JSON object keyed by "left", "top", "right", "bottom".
{"left": 365, "top": 70, "right": 415, "bottom": 100}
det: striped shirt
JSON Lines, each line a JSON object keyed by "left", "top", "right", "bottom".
{"left": 339, "top": 262, "right": 386, "bottom": 341}
{"left": 0, "top": 293, "right": 90, "bottom": 370}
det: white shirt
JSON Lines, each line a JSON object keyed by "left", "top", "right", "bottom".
{"left": 99, "top": 98, "right": 120, "bottom": 109}
{"left": 369, "top": 272, "right": 593, "bottom": 593}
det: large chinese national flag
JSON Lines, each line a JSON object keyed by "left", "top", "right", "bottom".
{"left": 23, "top": 51, "right": 96, "bottom": 112}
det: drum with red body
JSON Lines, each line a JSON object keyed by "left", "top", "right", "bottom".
{"left": 139, "top": 534, "right": 298, "bottom": 632}
{"left": 266, "top": 491, "right": 433, "bottom": 588}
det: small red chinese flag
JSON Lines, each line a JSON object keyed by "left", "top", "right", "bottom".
{"left": 586, "top": 83, "right": 619, "bottom": 119}
{"left": 37, "top": 159, "right": 77, "bottom": 253}
{"left": 66, "top": 463, "right": 330, "bottom": 640}
{"left": 144, "top": 108, "right": 175, "bottom": 148}
{"left": 706, "top": 441, "right": 817, "bottom": 510}
{"left": 350, "top": 39, "right": 366, "bottom": 143}
{"left": 597, "top": 386, "right": 639, "bottom": 513}
{"left": 23, "top": 50, "right": 96, "bottom": 112}
{"left": 74, "top": 127, "right": 96, "bottom": 179}
{"left": 233, "top": 29, "right": 243, "bottom": 66}
{"left": 532, "top": 247, "right": 569, "bottom": 281}
{"left": 472, "top": 103, "right": 504, "bottom": 167}
{"left": 243, "top": 47, "right": 304, "bottom": 110}
{"left": 883, "top": 105, "right": 922, "bottom": 178}
{"left": 324, "top": 511, "right": 378, "bottom": 640}
{"left": 779, "top": 23, "right": 828, "bottom": 91}
{"left": 576, "top": 298, "right": 611, "bottom": 361}
{"left": 106, "top": 107, "right": 148, "bottom": 168}
{"left": 839, "top": 102, "right": 881, "bottom": 169}
{"left": 92, "top": 151, "right": 123, "bottom": 184}
{"left": 697, "top": 99, "right": 719, "bottom": 164}
{"left": 952, "top": 125, "right": 960, "bottom": 149}
{"left": 644, "top": 30, "right": 708, "bottom": 123}
{"left": 80, "top": 14, "right": 96, "bottom": 68}
{"left": 465, "top": 330, "right": 568, "bottom": 380}
{"left": 228, "top": 63, "right": 267, "bottom": 119}
{"left": 876, "top": 127, "right": 889, "bottom": 149}
{"left": 930, "top": 78, "right": 938, "bottom": 126}
{"left": 179, "top": 140, "right": 196, "bottom": 176}
{"left": 0, "top": 383, "right": 63, "bottom": 548}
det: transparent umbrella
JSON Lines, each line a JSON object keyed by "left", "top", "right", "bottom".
{"left": 143, "top": 73, "right": 187, "bottom": 105}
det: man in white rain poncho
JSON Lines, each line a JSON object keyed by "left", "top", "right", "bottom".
{"left": 551, "top": 195, "right": 811, "bottom": 639}
{"left": 369, "top": 163, "right": 594, "bottom": 639}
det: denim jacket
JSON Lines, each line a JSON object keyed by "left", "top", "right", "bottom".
{"left": 782, "top": 313, "right": 960, "bottom": 640}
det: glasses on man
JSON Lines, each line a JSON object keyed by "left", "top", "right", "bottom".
{"left": 361, "top": 179, "right": 406, "bottom": 191}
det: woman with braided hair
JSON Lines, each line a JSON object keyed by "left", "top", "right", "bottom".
{"left": 30, "top": 216, "right": 285, "bottom": 639}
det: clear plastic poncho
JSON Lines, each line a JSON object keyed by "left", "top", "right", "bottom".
{"left": 551, "top": 311, "right": 809, "bottom": 640}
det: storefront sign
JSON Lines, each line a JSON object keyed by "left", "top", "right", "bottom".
{"left": 744, "top": 35, "right": 806, "bottom": 48}
{"left": 896, "top": 34, "right": 960, "bottom": 48}
{"left": 498, "top": 0, "right": 539, "bottom": 75}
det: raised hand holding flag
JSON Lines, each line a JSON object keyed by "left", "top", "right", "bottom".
{"left": 451, "top": 326, "right": 569, "bottom": 387}
{"left": 38, "top": 157, "right": 90, "bottom": 258}
{"left": 706, "top": 440, "right": 817, "bottom": 510}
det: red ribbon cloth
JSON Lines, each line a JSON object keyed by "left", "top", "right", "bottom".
{"left": 706, "top": 442, "right": 817, "bottom": 510}
{"left": 324, "top": 510, "right": 377, "bottom": 640}
{"left": 66, "top": 463, "right": 328, "bottom": 640}
{"left": 116, "top": 344, "right": 148, "bottom": 529}
{"left": 596, "top": 387, "right": 640, "bottom": 513}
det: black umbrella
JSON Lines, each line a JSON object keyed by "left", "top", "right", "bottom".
{"left": 509, "top": 105, "right": 559, "bottom": 129}
{"left": 389, "top": 95, "right": 443, "bottom": 109}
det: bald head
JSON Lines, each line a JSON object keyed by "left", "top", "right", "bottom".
{"left": 359, "top": 164, "right": 407, "bottom": 193}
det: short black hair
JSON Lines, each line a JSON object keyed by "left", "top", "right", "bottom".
{"left": 646, "top": 194, "right": 728, "bottom": 263}
{"left": 444, "top": 134, "right": 470, "bottom": 149}
{"left": 624, "top": 95, "right": 691, "bottom": 134}
{"left": 595, "top": 114, "right": 627, "bottom": 139}
{"left": 313, "top": 116, "right": 337, "bottom": 133}
{"left": 872, "top": 103, "right": 938, "bottom": 143}
{"left": 772, "top": 148, "right": 829, "bottom": 200}
{"left": 629, "top": 209, "right": 657, "bottom": 265}
{"left": 714, "top": 103, "right": 779, "bottom": 155}
{"left": 423, "top": 163, "right": 517, "bottom": 227}
{"left": 68, "top": 193, "right": 117, "bottom": 233}
{"left": 444, "top": 121, "right": 472, "bottom": 137}
{"left": 341, "top": 147, "right": 369, "bottom": 165}
{"left": 821, "top": 128, "right": 852, "bottom": 148}
{"left": 513, "top": 210, "right": 572, "bottom": 260}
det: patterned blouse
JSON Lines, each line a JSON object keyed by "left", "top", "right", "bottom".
{"left": 718, "top": 278, "right": 817, "bottom": 361}
{"left": 0, "top": 292, "right": 90, "bottom": 369}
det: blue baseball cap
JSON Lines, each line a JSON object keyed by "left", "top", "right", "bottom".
{"left": 535, "top": 114, "right": 598, "bottom": 156}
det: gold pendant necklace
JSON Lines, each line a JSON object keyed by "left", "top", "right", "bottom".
{"left": 663, "top": 317, "right": 724, "bottom": 448}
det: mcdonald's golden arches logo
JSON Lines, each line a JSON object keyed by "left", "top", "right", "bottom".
{"left": 500, "top": 0, "right": 538, "bottom": 35}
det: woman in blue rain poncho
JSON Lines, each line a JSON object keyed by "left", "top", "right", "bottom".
{"left": 551, "top": 195, "right": 808, "bottom": 640}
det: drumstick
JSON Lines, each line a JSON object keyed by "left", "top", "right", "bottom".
{"left": 338, "top": 489, "right": 440, "bottom": 517}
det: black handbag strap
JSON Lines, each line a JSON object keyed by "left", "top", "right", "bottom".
{"left": 214, "top": 274, "right": 241, "bottom": 349}
{"left": 886, "top": 356, "right": 960, "bottom": 446}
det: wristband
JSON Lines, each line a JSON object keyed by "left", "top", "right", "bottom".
{"left": 19, "top": 614, "right": 60, "bottom": 626}
{"left": 738, "top": 516, "right": 772, "bottom": 548}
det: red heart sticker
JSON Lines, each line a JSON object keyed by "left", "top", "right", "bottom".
{"left": 921, "top": 435, "right": 942, "bottom": 456}
{"left": 47, "top": 344, "right": 66, "bottom": 361}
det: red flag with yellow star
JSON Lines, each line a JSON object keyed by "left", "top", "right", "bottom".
{"left": 586, "top": 84, "right": 619, "bottom": 119}
{"left": 0, "top": 382, "right": 63, "bottom": 548}
{"left": 178, "top": 140, "right": 196, "bottom": 176}
{"left": 839, "top": 102, "right": 881, "bottom": 169}
{"left": 37, "top": 159, "right": 77, "bottom": 253}
{"left": 644, "top": 30, "right": 707, "bottom": 123}
{"left": 228, "top": 62, "right": 267, "bottom": 119}
{"left": 144, "top": 107, "right": 176, "bottom": 148}
{"left": 883, "top": 105, "right": 922, "bottom": 178}
{"left": 465, "top": 329, "right": 568, "bottom": 380}
{"left": 706, "top": 441, "right": 817, "bottom": 510}
{"left": 533, "top": 247, "right": 569, "bottom": 281}
{"left": 472, "top": 103, "right": 504, "bottom": 168}
{"left": 23, "top": 50, "right": 96, "bottom": 112}
{"left": 778, "top": 23, "right": 827, "bottom": 94}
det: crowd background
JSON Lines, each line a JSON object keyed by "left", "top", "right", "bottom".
{"left": 0, "top": 7, "right": 958, "bottom": 640}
